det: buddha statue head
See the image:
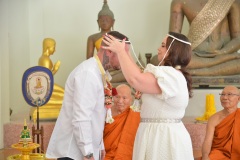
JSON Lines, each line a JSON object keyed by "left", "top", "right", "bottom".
{"left": 43, "top": 38, "right": 56, "bottom": 55}
{"left": 97, "top": 0, "right": 115, "bottom": 31}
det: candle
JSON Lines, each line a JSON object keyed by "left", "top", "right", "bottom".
{"left": 209, "top": 94, "right": 214, "bottom": 107}
{"left": 206, "top": 94, "right": 210, "bottom": 111}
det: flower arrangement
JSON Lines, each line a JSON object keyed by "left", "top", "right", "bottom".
{"left": 130, "top": 90, "right": 142, "bottom": 112}
{"left": 104, "top": 81, "right": 117, "bottom": 123}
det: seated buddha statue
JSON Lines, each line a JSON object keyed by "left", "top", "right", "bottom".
{"left": 86, "top": 0, "right": 128, "bottom": 84}
{"left": 30, "top": 38, "right": 64, "bottom": 120}
{"left": 20, "top": 119, "right": 32, "bottom": 143}
{"left": 86, "top": 0, "right": 115, "bottom": 59}
{"left": 165, "top": 0, "right": 240, "bottom": 76}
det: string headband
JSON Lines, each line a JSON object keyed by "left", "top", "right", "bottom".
{"left": 167, "top": 34, "right": 191, "bottom": 45}
{"left": 158, "top": 34, "right": 191, "bottom": 66}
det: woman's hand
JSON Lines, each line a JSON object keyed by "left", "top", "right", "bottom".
{"left": 102, "top": 35, "right": 126, "bottom": 54}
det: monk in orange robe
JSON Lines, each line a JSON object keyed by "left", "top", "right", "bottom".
{"left": 104, "top": 84, "right": 140, "bottom": 160}
{"left": 201, "top": 85, "right": 240, "bottom": 160}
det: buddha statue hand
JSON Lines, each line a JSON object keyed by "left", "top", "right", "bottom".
{"left": 212, "top": 49, "right": 226, "bottom": 55}
{"left": 195, "top": 49, "right": 227, "bottom": 58}
{"left": 52, "top": 60, "right": 61, "bottom": 75}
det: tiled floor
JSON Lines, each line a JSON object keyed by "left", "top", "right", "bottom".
{"left": 0, "top": 148, "right": 20, "bottom": 160}
{"left": 0, "top": 148, "right": 201, "bottom": 160}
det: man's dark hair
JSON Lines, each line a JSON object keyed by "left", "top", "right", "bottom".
{"left": 102, "top": 31, "right": 130, "bottom": 46}
{"left": 108, "top": 31, "right": 129, "bottom": 41}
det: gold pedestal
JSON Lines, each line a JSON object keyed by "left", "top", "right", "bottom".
{"left": 30, "top": 106, "right": 61, "bottom": 120}
{"left": 8, "top": 143, "right": 45, "bottom": 160}
{"left": 7, "top": 153, "right": 45, "bottom": 160}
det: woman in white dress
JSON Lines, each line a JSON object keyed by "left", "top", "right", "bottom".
{"left": 103, "top": 32, "right": 194, "bottom": 160}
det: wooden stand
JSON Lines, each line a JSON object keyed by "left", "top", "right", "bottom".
{"left": 32, "top": 125, "right": 44, "bottom": 153}
{"left": 31, "top": 106, "right": 44, "bottom": 153}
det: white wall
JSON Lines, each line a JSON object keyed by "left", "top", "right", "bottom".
{"left": 0, "top": 42, "right": 2, "bottom": 149}
{"left": 186, "top": 89, "right": 223, "bottom": 117}
{"left": 0, "top": 0, "right": 10, "bottom": 149}
{"left": 6, "top": 0, "right": 30, "bottom": 121}
{"left": 0, "top": 53, "right": 2, "bottom": 149}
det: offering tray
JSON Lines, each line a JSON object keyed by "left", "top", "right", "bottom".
{"left": 7, "top": 143, "right": 45, "bottom": 160}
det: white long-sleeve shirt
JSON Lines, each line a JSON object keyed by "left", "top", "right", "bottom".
{"left": 46, "top": 57, "right": 106, "bottom": 160}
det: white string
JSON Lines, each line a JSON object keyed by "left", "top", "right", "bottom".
{"left": 158, "top": 39, "right": 175, "bottom": 66}
{"left": 130, "top": 42, "right": 144, "bottom": 69}
{"left": 158, "top": 34, "right": 191, "bottom": 66}
{"left": 167, "top": 34, "right": 191, "bottom": 45}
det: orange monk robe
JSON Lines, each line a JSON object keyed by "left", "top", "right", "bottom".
{"left": 104, "top": 107, "right": 140, "bottom": 160}
{"left": 209, "top": 108, "right": 240, "bottom": 160}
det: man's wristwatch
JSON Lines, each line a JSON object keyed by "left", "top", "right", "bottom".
{"left": 84, "top": 153, "right": 93, "bottom": 159}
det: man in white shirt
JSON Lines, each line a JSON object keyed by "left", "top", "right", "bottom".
{"left": 46, "top": 31, "right": 131, "bottom": 160}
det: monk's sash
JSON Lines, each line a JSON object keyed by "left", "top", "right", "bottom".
{"left": 209, "top": 108, "right": 240, "bottom": 160}
{"left": 104, "top": 108, "right": 140, "bottom": 160}
{"left": 95, "top": 37, "right": 103, "bottom": 51}
{"left": 188, "top": 0, "right": 235, "bottom": 50}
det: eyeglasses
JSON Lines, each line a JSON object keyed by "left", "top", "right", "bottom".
{"left": 219, "top": 93, "right": 240, "bottom": 97}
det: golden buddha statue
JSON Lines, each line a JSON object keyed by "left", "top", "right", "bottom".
{"left": 30, "top": 38, "right": 64, "bottom": 120}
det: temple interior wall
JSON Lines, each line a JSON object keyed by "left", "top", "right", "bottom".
{"left": 0, "top": 0, "right": 10, "bottom": 149}
{"left": 1, "top": 0, "right": 237, "bottom": 148}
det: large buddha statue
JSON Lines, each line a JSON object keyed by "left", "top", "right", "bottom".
{"left": 166, "top": 0, "right": 240, "bottom": 76}
{"left": 86, "top": 0, "right": 128, "bottom": 84}
{"left": 30, "top": 38, "right": 64, "bottom": 120}
{"left": 86, "top": 0, "right": 115, "bottom": 59}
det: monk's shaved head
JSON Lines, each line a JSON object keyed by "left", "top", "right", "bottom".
{"left": 220, "top": 85, "right": 240, "bottom": 110}
{"left": 222, "top": 85, "right": 239, "bottom": 94}
{"left": 116, "top": 84, "right": 132, "bottom": 97}
{"left": 115, "top": 84, "right": 133, "bottom": 104}
{"left": 112, "top": 84, "right": 133, "bottom": 115}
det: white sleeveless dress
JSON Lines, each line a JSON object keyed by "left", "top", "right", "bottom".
{"left": 132, "top": 64, "right": 194, "bottom": 160}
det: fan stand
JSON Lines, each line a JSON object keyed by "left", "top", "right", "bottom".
{"left": 32, "top": 106, "right": 44, "bottom": 153}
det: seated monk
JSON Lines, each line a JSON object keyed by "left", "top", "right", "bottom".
{"left": 30, "top": 38, "right": 64, "bottom": 120}
{"left": 200, "top": 85, "right": 240, "bottom": 160}
{"left": 104, "top": 84, "right": 140, "bottom": 160}
{"left": 165, "top": 0, "right": 240, "bottom": 76}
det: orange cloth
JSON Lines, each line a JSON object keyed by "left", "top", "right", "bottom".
{"left": 95, "top": 37, "right": 103, "bottom": 51}
{"left": 209, "top": 108, "right": 240, "bottom": 160}
{"left": 104, "top": 108, "right": 140, "bottom": 160}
